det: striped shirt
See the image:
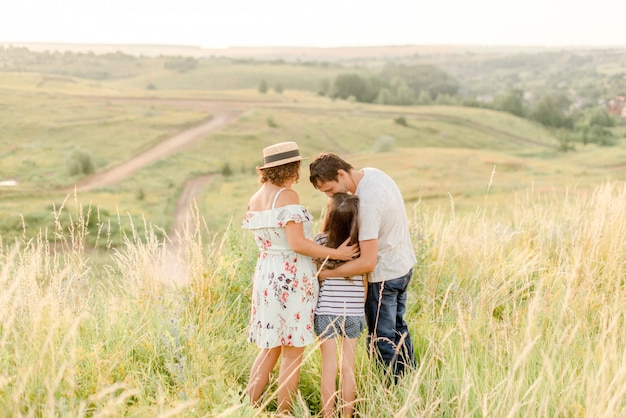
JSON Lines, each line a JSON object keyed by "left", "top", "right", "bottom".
{"left": 314, "top": 233, "right": 365, "bottom": 317}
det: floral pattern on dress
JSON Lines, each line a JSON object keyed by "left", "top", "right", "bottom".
{"left": 242, "top": 204, "right": 318, "bottom": 348}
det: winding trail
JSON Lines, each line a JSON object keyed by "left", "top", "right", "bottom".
{"left": 67, "top": 102, "right": 240, "bottom": 194}
{"left": 169, "top": 173, "right": 217, "bottom": 248}
{"left": 62, "top": 99, "right": 242, "bottom": 285}
{"left": 63, "top": 99, "right": 244, "bottom": 241}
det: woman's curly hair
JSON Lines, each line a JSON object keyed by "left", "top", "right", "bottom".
{"left": 258, "top": 161, "right": 301, "bottom": 185}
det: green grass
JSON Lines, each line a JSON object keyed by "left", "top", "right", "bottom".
{"left": 106, "top": 61, "right": 352, "bottom": 92}
{"left": 3, "top": 69, "right": 626, "bottom": 245}
{"left": 1, "top": 180, "right": 625, "bottom": 416}
{"left": 2, "top": 56, "right": 626, "bottom": 415}
{"left": 0, "top": 81, "right": 208, "bottom": 190}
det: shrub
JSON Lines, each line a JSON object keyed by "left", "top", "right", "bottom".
{"left": 267, "top": 117, "right": 278, "bottom": 128}
{"left": 394, "top": 116, "right": 408, "bottom": 127}
{"left": 66, "top": 148, "right": 95, "bottom": 176}
{"left": 221, "top": 163, "right": 233, "bottom": 177}
{"left": 374, "top": 135, "right": 395, "bottom": 153}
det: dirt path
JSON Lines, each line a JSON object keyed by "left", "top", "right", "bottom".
{"left": 169, "top": 173, "right": 217, "bottom": 248}
{"left": 63, "top": 98, "right": 244, "bottom": 239}
{"left": 61, "top": 99, "right": 242, "bottom": 285}
{"left": 67, "top": 103, "right": 240, "bottom": 194}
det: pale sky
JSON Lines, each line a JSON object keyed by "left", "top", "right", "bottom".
{"left": 1, "top": 0, "right": 624, "bottom": 48}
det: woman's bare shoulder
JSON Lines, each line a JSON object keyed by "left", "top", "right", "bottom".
{"left": 247, "top": 188, "right": 271, "bottom": 212}
{"left": 275, "top": 188, "right": 300, "bottom": 207}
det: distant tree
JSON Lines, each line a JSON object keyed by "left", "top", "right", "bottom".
{"left": 395, "top": 84, "right": 416, "bottom": 106}
{"left": 258, "top": 79, "right": 268, "bottom": 94}
{"left": 428, "top": 82, "right": 460, "bottom": 100}
{"left": 164, "top": 57, "right": 198, "bottom": 73}
{"left": 318, "top": 79, "right": 330, "bottom": 96}
{"left": 375, "top": 88, "right": 394, "bottom": 105}
{"left": 391, "top": 78, "right": 416, "bottom": 105}
{"left": 607, "top": 72, "right": 626, "bottom": 96}
{"left": 434, "top": 93, "right": 459, "bottom": 105}
{"left": 577, "top": 105, "right": 615, "bottom": 127}
{"left": 530, "top": 93, "right": 572, "bottom": 129}
{"left": 493, "top": 89, "right": 525, "bottom": 117}
{"left": 273, "top": 82, "right": 284, "bottom": 94}
{"left": 573, "top": 106, "right": 616, "bottom": 145}
{"left": 380, "top": 63, "right": 459, "bottom": 98}
{"left": 555, "top": 129, "right": 576, "bottom": 152}
{"left": 331, "top": 74, "right": 368, "bottom": 101}
{"left": 363, "top": 76, "right": 386, "bottom": 103}
{"left": 373, "top": 79, "right": 415, "bottom": 106}
{"left": 331, "top": 73, "right": 409, "bottom": 104}
{"left": 416, "top": 90, "right": 432, "bottom": 105}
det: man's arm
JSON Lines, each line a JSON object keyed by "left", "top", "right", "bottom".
{"left": 318, "top": 239, "right": 377, "bottom": 279}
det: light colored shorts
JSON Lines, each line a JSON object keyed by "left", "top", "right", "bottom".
{"left": 314, "top": 314, "right": 365, "bottom": 339}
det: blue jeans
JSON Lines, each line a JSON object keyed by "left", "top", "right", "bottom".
{"left": 365, "top": 269, "right": 416, "bottom": 378}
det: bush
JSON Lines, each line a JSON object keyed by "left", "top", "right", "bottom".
{"left": 66, "top": 149, "right": 95, "bottom": 176}
{"left": 221, "top": 163, "right": 233, "bottom": 177}
{"left": 164, "top": 57, "right": 198, "bottom": 73}
{"left": 394, "top": 117, "right": 408, "bottom": 127}
{"left": 267, "top": 117, "right": 278, "bottom": 128}
{"left": 374, "top": 135, "right": 395, "bottom": 153}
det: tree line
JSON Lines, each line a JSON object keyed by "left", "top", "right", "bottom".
{"left": 319, "top": 63, "right": 621, "bottom": 150}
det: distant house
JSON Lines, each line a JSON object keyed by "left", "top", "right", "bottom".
{"left": 606, "top": 96, "right": 626, "bottom": 117}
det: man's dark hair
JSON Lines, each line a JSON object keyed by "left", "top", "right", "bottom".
{"left": 309, "top": 153, "right": 353, "bottom": 189}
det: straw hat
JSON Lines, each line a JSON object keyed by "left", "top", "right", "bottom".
{"left": 257, "top": 141, "right": 303, "bottom": 169}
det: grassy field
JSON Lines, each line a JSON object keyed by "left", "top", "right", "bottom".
{"left": 1, "top": 179, "right": 625, "bottom": 416}
{"left": 1, "top": 55, "right": 626, "bottom": 415}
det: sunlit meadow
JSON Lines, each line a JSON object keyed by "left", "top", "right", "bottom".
{"left": 1, "top": 179, "right": 625, "bottom": 416}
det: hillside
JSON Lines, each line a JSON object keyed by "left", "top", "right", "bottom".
{"left": 1, "top": 42, "right": 563, "bottom": 59}
{"left": 3, "top": 44, "right": 626, "bottom": 417}
{"left": 1, "top": 47, "right": 625, "bottom": 246}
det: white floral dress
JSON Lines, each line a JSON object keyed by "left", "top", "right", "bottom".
{"left": 242, "top": 188, "right": 319, "bottom": 348}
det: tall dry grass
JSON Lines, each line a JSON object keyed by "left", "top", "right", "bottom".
{"left": 0, "top": 181, "right": 625, "bottom": 416}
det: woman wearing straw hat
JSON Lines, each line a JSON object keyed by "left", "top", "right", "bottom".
{"left": 242, "top": 141, "right": 359, "bottom": 414}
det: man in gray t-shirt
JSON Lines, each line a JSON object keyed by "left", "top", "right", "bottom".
{"left": 309, "top": 152, "right": 417, "bottom": 380}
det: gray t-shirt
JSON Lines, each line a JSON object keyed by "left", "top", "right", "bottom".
{"left": 356, "top": 168, "right": 417, "bottom": 283}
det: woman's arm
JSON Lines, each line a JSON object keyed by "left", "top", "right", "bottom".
{"left": 318, "top": 239, "right": 377, "bottom": 279}
{"left": 278, "top": 187, "right": 358, "bottom": 261}
{"left": 285, "top": 221, "right": 358, "bottom": 260}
